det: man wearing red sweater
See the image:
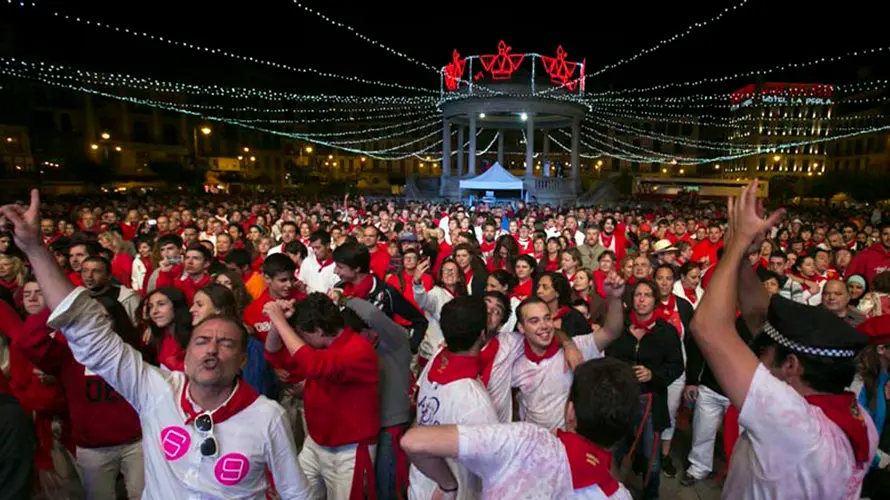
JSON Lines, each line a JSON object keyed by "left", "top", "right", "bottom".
{"left": 362, "top": 225, "right": 390, "bottom": 280}
{"left": 155, "top": 243, "right": 212, "bottom": 304}
{"left": 265, "top": 293, "right": 380, "bottom": 500}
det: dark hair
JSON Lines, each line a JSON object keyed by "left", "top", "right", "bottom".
{"left": 752, "top": 335, "right": 856, "bottom": 394}
{"left": 440, "top": 295, "right": 488, "bottom": 352}
{"left": 482, "top": 291, "right": 511, "bottom": 327}
{"left": 157, "top": 233, "right": 183, "bottom": 249}
{"left": 309, "top": 230, "right": 331, "bottom": 247}
{"left": 82, "top": 255, "right": 112, "bottom": 273}
{"left": 515, "top": 296, "right": 548, "bottom": 324}
{"left": 146, "top": 287, "right": 192, "bottom": 350}
{"left": 535, "top": 271, "right": 573, "bottom": 307}
{"left": 284, "top": 240, "right": 308, "bottom": 260}
{"left": 224, "top": 248, "right": 252, "bottom": 270}
{"left": 93, "top": 295, "right": 143, "bottom": 355}
{"left": 262, "top": 253, "right": 297, "bottom": 278}
{"left": 488, "top": 269, "right": 517, "bottom": 291}
{"left": 291, "top": 292, "right": 344, "bottom": 337}
{"left": 678, "top": 260, "right": 700, "bottom": 277}
{"left": 195, "top": 284, "right": 239, "bottom": 319}
{"left": 185, "top": 242, "right": 212, "bottom": 263}
{"left": 333, "top": 242, "right": 371, "bottom": 274}
{"left": 571, "top": 358, "right": 640, "bottom": 448}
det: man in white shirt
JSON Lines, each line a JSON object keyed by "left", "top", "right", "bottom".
{"left": 267, "top": 221, "right": 298, "bottom": 256}
{"left": 0, "top": 190, "right": 310, "bottom": 500}
{"left": 511, "top": 274, "right": 626, "bottom": 430}
{"left": 409, "top": 295, "right": 498, "bottom": 499}
{"left": 297, "top": 230, "right": 339, "bottom": 294}
{"left": 401, "top": 357, "right": 638, "bottom": 499}
{"left": 690, "top": 181, "right": 877, "bottom": 500}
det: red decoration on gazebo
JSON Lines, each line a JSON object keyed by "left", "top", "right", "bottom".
{"left": 540, "top": 46, "right": 579, "bottom": 89}
{"left": 444, "top": 50, "right": 466, "bottom": 91}
{"left": 479, "top": 40, "right": 525, "bottom": 80}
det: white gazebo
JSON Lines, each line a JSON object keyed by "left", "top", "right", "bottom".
{"left": 458, "top": 162, "right": 524, "bottom": 201}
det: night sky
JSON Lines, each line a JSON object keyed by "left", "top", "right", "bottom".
{"left": 2, "top": 0, "right": 888, "bottom": 100}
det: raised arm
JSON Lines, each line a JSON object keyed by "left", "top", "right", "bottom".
{"left": 737, "top": 258, "right": 769, "bottom": 335}
{"left": 689, "top": 182, "right": 784, "bottom": 408}
{"left": 0, "top": 190, "right": 165, "bottom": 413}
{"left": 594, "top": 272, "right": 627, "bottom": 352}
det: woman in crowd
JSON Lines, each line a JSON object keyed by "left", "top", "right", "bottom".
{"left": 141, "top": 287, "right": 191, "bottom": 372}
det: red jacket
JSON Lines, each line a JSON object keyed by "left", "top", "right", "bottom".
{"left": 156, "top": 265, "right": 211, "bottom": 304}
{"left": 269, "top": 328, "right": 379, "bottom": 447}
{"left": 15, "top": 308, "right": 142, "bottom": 448}
{"left": 111, "top": 253, "right": 134, "bottom": 287}
{"left": 845, "top": 243, "right": 890, "bottom": 284}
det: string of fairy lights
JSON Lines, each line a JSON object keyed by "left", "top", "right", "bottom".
{"left": 2, "top": 0, "right": 890, "bottom": 169}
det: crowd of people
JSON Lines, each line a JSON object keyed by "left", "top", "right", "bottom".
{"left": 0, "top": 185, "right": 888, "bottom": 499}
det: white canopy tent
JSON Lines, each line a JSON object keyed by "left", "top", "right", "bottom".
{"left": 458, "top": 162, "right": 524, "bottom": 200}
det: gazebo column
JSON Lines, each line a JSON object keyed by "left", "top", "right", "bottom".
{"left": 497, "top": 130, "right": 505, "bottom": 166}
{"left": 542, "top": 133, "right": 551, "bottom": 177}
{"left": 570, "top": 116, "right": 581, "bottom": 191}
{"left": 439, "top": 118, "right": 451, "bottom": 196}
{"left": 456, "top": 126, "right": 465, "bottom": 177}
{"left": 525, "top": 114, "right": 535, "bottom": 178}
{"left": 468, "top": 114, "right": 477, "bottom": 176}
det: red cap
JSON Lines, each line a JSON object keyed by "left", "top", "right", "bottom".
{"left": 857, "top": 315, "right": 890, "bottom": 345}
{"left": 640, "top": 223, "right": 652, "bottom": 234}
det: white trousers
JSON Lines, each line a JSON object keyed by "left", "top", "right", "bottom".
{"left": 299, "top": 434, "right": 376, "bottom": 499}
{"left": 686, "top": 385, "right": 731, "bottom": 480}
{"left": 661, "top": 374, "right": 686, "bottom": 441}
{"left": 76, "top": 441, "right": 144, "bottom": 500}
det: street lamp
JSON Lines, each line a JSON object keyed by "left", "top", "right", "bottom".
{"left": 305, "top": 146, "right": 313, "bottom": 153}
{"left": 101, "top": 132, "right": 111, "bottom": 140}
{"left": 200, "top": 127, "right": 212, "bottom": 136}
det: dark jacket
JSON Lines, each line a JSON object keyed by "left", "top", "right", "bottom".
{"left": 606, "top": 318, "right": 684, "bottom": 432}
{"left": 685, "top": 317, "right": 754, "bottom": 397}
{"left": 337, "top": 275, "right": 429, "bottom": 354}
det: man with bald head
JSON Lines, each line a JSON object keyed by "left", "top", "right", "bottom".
{"left": 821, "top": 279, "right": 866, "bottom": 327}
{"left": 1, "top": 190, "right": 310, "bottom": 499}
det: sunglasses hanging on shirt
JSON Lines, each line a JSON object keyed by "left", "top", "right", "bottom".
{"left": 194, "top": 413, "right": 218, "bottom": 458}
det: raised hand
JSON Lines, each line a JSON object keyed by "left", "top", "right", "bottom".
{"left": 602, "top": 271, "right": 626, "bottom": 299}
{"left": 727, "top": 181, "right": 784, "bottom": 252}
{"left": 0, "top": 189, "right": 41, "bottom": 251}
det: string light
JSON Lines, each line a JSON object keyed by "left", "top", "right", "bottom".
{"left": 8, "top": 0, "right": 435, "bottom": 94}
{"left": 327, "top": 120, "right": 440, "bottom": 145}
{"left": 290, "top": 1, "right": 438, "bottom": 72}
{"left": 0, "top": 57, "right": 437, "bottom": 105}
{"left": 217, "top": 110, "right": 435, "bottom": 125}
{"left": 594, "top": 44, "right": 890, "bottom": 97}
{"left": 142, "top": 101, "right": 429, "bottom": 114}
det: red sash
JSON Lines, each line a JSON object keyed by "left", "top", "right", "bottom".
{"left": 556, "top": 430, "right": 619, "bottom": 495}
{"left": 805, "top": 392, "right": 871, "bottom": 463}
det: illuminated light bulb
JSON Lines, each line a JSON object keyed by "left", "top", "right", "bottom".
{"left": 520, "top": 113, "right": 528, "bottom": 121}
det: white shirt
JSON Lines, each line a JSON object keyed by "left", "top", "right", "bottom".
{"left": 413, "top": 284, "right": 458, "bottom": 362}
{"left": 498, "top": 297, "right": 522, "bottom": 335}
{"left": 458, "top": 422, "right": 632, "bottom": 499}
{"left": 512, "top": 333, "right": 603, "bottom": 430}
{"left": 724, "top": 364, "right": 877, "bottom": 500}
{"left": 297, "top": 255, "right": 339, "bottom": 294}
{"left": 408, "top": 352, "right": 498, "bottom": 500}
{"left": 48, "top": 288, "right": 310, "bottom": 500}
{"left": 482, "top": 331, "right": 524, "bottom": 424}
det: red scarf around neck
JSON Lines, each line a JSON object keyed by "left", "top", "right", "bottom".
{"left": 478, "top": 337, "right": 499, "bottom": 387}
{"left": 427, "top": 350, "right": 481, "bottom": 385}
{"left": 553, "top": 305, "right": 571, "bottom": 321}
{"left": 342, "top": 274, "right": 374, "bottom": 300}
{"left": 556, "top": 430, "right": 619, "bottom": 495}
{"left": 804, "top": 392, "right": 871, "bottom": 463}
{"left": 523, "top": 336, "right": 561, "bottom": 364}
{"left": 682, "top": 286, "right": 698, "bottom": 305}
{"left": 629, "top": 310, "right": 657, "bottom": 333}
{"left": 317, "top": 256, "right": 334, "bottom": 272}
{"left": 656, "top": 295, "right": 684, "bottom": 337}
{"left": 180, "top": 380, "right": 260, "bottom": 425}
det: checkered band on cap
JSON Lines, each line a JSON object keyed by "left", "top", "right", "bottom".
{"left": 762, "top": 322, "right": 856, "bottom": 358}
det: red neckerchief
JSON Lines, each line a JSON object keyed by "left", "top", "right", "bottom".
{"left": 556, "top": 430, "right": 619, "bottom": 495}
{"left": 0, "top": 279, "right": 16, "bottom": 291}
{"left": 317, "top": 256, "right": 334, "bottom": 272}
{"left": 480, "top": 240, "right": 496, "bottom": 253}
{"left": 600, "top": 233, "right": 614, "bottom": 249}
{"left": 441, "top": 286, "right": 456, "bottom": 298}
{"left": 553, "top": 305, "right": 571, "bottom": 321}
{"left": 463, "top": 267, "right": 474, "bottom": 285}
{"left": 180, "top": 380, "right": 260, "bottom": 425}
{"left": 804, "top": 392, "right": 871, "bottom": 463}
{"left": 512, "top": 279, "right": 533, "bottom": 300}
{"left": 342, "top": 274, "right": 374, "bottom": 299}
{"left": 523, "top": 336, "right": 560, "bottom": 363}
{"left": 479, "top": 337, "right": 499, "bottom": 387}
{"left": 629, "top": 311, "right": 657, "bottom": 332}
{"left": 564, "top": 271, "right": 576, "bottom": 284}
{"left": 682, "top": 286, "right": 698, "bottom": 305}
{"left": 544, "top": 255, "right": 560, "bottom": 272}
{"left": 657, "top": 296, "right": 683, "bottom": 337}
{"left": 426, "top": 350, "right": 481, "bottom": 385}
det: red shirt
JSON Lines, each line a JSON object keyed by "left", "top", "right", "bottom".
{"left": 369, "top": 244, "right": 391, "bottom": 280}
{"left": 270, "top": 328, "right": 379, "bottom": 447}
{"left": 155, "top": 265, "right": 211, "bottom": 305}
{"left": 110, "top": 253, "right": 133, "bottom": 287}
{"left": 15, "top": 309, "right": 142, "bottom": 448}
